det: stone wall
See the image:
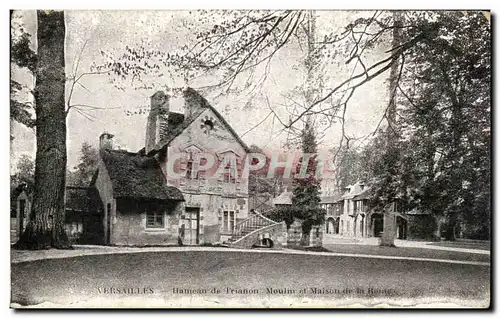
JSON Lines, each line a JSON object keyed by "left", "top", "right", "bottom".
{"left": 285, "top": 220, "right": 324, "bottom": 247}
{"left": 94, "top": 157, "right": 116, "bottom": 245}
{"left": 309, "top": 224, "right": 324, "bottom": 247}
{"left": 285, "top": 220, "right": 303, "bottom": 247}
{"left": 112, "top": 199, "right": 183, "bottom": 246}
{"left": 180, "top": 193, "right": 249, "bottom": 244}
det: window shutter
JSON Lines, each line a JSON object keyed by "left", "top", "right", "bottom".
{"left": 218, "top": 158, "right": 225, "bottom": 182}
{"left": 179, "top": 156, "right": 188, "bottom": 185}
{"left": 235, "top": 157, "right": 243, "bottom": 182}
{"left": 192, "top": 160, "right": 199, "bottom": 180}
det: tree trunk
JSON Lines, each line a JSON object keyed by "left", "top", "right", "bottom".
{"left": 379, "top": 11, "right": 403, "bottom": 248}
{"left": 14, "top": 10, "right": 70, "bottom": 250}
{"left": 386, "top": 11, "right": 403, "bottom": 127}
{"left": 300, "top": 231, "right": 311, "bottom": 246}
{"left": 380, "top": 211, "right": 396, "bottom": 246}
{"left": 385, "top": 10, "right": 403, "bottom": 145}
{"left": 444, "top": 213, "right": 457, "bottom": 241}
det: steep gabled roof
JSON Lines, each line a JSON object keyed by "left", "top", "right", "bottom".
{"left": 320, "top": 193, "right": 343, "bottom": 204}
{"left": 353, "top": 187, "right": 371, "bottom": 200}
{"left": 342, "top": 181, "right": 369, "bottom": 199}
{"left": 99, "top": 149, "right": 184, "bottom": 201}
{"left": 151, "top": 87, "right": 250, "bottom": 155}
{"left": 65, "top": 186, "right": 91, "bottom": 212}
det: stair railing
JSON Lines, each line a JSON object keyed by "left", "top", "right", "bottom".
{"left": 232, "top": 210, "right": 278, "bottom": 238}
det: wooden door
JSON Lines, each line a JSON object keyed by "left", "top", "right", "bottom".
{"left": 183, "top": 208, "right": 200, "bottom": 245}
{"left": 374, "top": 217, "right": 384, "bottom": 237}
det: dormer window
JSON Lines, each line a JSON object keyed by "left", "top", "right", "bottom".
{"left": 223, "top": 162, "right": 236, "bottom": 183}
{"left": 185, "top": 152, "right": 199, "bottom": 180}
{"left": 186, "top": 159, "right": 194, "bottom": 179}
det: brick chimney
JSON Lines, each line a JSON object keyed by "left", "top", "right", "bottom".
{"left": 99, "top": 132, "right": 114, "bottom": 150}
{"left": 145, "top": 91, "right": 170, "bottom": 154}
{"left": 183, "top": 87, "right": 208, "bottom": 121}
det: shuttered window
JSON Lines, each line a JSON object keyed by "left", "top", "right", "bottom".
{"left": 223, "top": 163, "right": 236, "bottom": 183}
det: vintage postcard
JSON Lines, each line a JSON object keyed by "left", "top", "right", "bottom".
{"left": 10, "top": 10, "right": 490, "bottom": 308}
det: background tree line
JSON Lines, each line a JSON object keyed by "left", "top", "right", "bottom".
{"left": 334, "top": 12, "right": 490, "bottom": 240}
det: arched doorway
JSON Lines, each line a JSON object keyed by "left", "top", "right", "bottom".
{"left": 326, "top": 218, "right": 335, "bottom": 234}
{"left": 359, "top": 214, "right": 365, "bottom": 237}
{"left": 371, "top": 213, "right": 384, "bottom": 237}
{"left": 334, "top": 217, "right": 340, "bottom": 234}
{"left": 396, "top": 216, "right": 408, "bottom": 239}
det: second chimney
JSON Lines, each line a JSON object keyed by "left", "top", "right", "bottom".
{"left": 145, "top": 91, "right": 170, "bottom": 154}
{"left": 99, "top": 132, "right": 114, "bottom": 150}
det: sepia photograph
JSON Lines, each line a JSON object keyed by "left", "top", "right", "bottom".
{"left": 9, "top": 8, "right": 491, "bottom": 309}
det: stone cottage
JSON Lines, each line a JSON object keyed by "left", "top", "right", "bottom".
{"left": 90, "top": 88, "right": 251, "bottom": 246}
{"left": 320, "top": 193, "right": 343, "bottom": 234}
{"left": 320, "top": 181, "right": 409, "bottom": 240}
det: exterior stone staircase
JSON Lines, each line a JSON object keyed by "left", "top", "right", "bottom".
{"left": 228, "top": 211, "right": 285, "bottom": 249}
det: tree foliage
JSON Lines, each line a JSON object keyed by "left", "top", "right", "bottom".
{"left": 14, "top": 10, "right": 71, "bottom": 250}
{"left": 10, "top": 11, "right": 37, "bottom": 129}
{"left": 70, "top": 142, "right": 99, "bottom": 187}
{"left": 340, "top": 12, "right": 490, "bottom": 240}
{"left": 266, "top": 205, "right": 325, "bottom": 231}
{"left": 11, "top": 155, "right": 35, "bottom": 192}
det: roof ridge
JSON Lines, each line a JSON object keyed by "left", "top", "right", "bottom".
{"left": 150, "top": 87, "right": 250, "bottom": 155}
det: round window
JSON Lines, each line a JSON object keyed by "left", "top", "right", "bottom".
{"left": 201, "top": 116, "right": 217, "bottom": 134}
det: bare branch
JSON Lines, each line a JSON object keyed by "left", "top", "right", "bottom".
{"left": 240, "top": 111, "right": 273, "bottom": 137}
{"left": 284, "top": 30, "right": 424, "bottom": 130}
{"left": 72, "top": 108, "right": 96, "bottom": 121}
{"left": 76, "top": 81, "right": 93, "bottom": 94}
{"left": 70, "top": 104, "right": 121, "bottom": 111}
{"left": 72, "top": 38, "right": 89, "bottom": 77}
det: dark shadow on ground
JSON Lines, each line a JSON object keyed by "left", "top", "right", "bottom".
{"left": 321, "top": 244, "right": 490, "bottom": 263}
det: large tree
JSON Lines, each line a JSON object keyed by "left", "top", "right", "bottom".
{"left": 14, "top": 11, "right": 70, "bottom": 249}
{"left": 12, "top": 10, "right": 116, "bottom": 249}
{"left": 291, "top": 121, "right": 325, "bottom": 245}
{"left": 356, "top": 12, "right": 490, "bottom": 241}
